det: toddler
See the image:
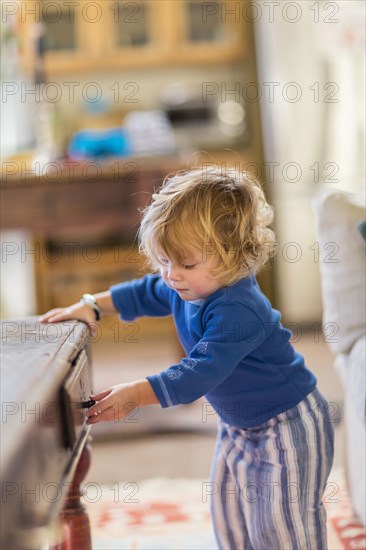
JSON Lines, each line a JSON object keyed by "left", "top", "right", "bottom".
{"left": 40, "top": 168, "right": 334, "bottom": 550}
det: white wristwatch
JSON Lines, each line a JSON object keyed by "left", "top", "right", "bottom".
{"left": 81, "top": 294, "right": 101, "bottom": 321}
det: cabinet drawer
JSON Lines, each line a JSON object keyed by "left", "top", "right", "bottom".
{"left": 61, "top": 350, "right": 93, "bottom": 449}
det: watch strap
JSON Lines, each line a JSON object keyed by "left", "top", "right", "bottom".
{"left": 81, "top": 294, "right": 101, "bottom": 321}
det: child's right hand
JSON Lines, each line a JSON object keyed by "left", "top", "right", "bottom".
{"left": 39, "top": 302, "right": 97, "bottom": 333}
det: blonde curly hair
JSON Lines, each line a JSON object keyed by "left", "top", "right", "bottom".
{"left": 138, "top": 168, "right": 275, "bottom": 286}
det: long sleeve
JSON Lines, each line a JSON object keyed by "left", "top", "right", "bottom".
{"left": 147, "top": 302, "right": 268, "bottom": 407}
{"left": 110, "top": 274, "right": 172, "bottom": 321}
{"left": 111, "top": 273, "right": 316, "bottom": 428}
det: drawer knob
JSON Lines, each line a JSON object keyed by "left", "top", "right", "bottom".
{"left": 80, "top": 399, "right": 96, "bottom": 409}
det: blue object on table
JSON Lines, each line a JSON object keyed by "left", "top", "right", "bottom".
{"left": 68, "top": 128, "right": 131, "bottom": 159}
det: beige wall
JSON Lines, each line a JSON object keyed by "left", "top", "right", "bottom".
{"left": 254, "top": 1, "right": 365, "bottom": 323}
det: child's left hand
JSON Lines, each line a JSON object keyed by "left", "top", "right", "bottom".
{"left": 86, "top": 383, "right": 140, "bottom": 424}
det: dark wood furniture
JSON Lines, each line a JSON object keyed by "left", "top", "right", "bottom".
{"left": 0, "top": 317, "right": 93, "bottom": 549}
{"left": 0, "top": 155, "right": 274, "bottom": 308}
{"left": 0, "top": 157, "right": 187, "bottom": 339}
{"left": 0, "top": 156, "right": 183, "bottom": 235}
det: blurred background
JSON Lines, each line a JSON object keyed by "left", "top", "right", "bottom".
{"left": 1, "top": 0, "right": 364, "bottom": 321}
{"left": 1, "top": 0, "right": 365, "bottom": 483}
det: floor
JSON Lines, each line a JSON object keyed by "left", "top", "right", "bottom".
{"left": 85, "top": 329, "right": 345, "bottom": 485}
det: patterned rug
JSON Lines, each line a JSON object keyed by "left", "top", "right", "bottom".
{"left": 85, "top": 468, "right": 365, "bottom": 550}
{"left": 326, "top": 469, "right": 366, "bottom": 550}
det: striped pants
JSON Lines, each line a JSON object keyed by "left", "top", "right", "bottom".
{"left": 210, "top": 388, "right": 334, "bottom": 550}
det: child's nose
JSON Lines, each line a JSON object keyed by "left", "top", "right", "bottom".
{"left": 167, "top": 265, "right": 182, "bottom": 281}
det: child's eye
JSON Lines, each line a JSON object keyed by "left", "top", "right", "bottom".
{"left": 184, "top": 264, "right": 196, "bottom": 270}
{"left": 159, "top": 257, "right": 169, "bottom": 265}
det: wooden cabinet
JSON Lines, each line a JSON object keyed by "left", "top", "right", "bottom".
{"left": 0, "top": 318, "right": 93, "bottom": 549}
{"left": 34, "top": 242, "right": 178, "bottom": 343}
{"left": 1, "top": 154, "right": 274, "bottom": 320}
{"left": 19, "top": 0, "right": 247, "bottom": 75}
{"left": 20, "top": 0, "right": 101, "bottom": 75}
{"left": 164, "top": 0, "right": 248, "bottom": 65}
{"left": 1, "top": 156, "right": 185, "bottom": 342}
{"left": 35, "top": 244, "right": 147, "bottom": 312}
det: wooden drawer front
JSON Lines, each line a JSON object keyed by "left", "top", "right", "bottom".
{"left": 0, "top": 392, "right": 69, "bottom": 549}
{"left": 36, "top": 245, "right": 147, "bottom": 312}
{"left": 61, "top": 350, "right": 93, "bottom": 449}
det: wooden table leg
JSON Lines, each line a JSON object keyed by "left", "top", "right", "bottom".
{"left": 51, "top": 442, "right": 92, "bottom": 550}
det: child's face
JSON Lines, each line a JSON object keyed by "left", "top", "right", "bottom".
{"left": 159, "top": 249, "right": 222, "bottom": 301}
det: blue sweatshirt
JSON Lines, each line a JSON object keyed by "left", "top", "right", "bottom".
{"left": 110, "top": 274, "right": 317, "bottom": 428}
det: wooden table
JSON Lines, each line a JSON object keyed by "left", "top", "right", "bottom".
{"left": 0, "top": 317, "right": 94, "bottom": 549}
{"left": 0, "top": 156, "right": 185, "bottom": 235}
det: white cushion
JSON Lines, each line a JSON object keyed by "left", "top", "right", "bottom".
{"left": 312, "top": 189, "right": 366, "bottom": 354}
{"left": 334, "top": 353, "right": 348, "bottom": 387}
{"left": 345, "top": 394, "right": 366, "bottom": 525}
{"left": 347, "top": 337, "right": 366, "bottom": 424}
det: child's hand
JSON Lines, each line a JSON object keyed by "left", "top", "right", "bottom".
{"left": 86, "top": 383, "right": 140, "bottom": 424}
{"left": 39, "top": 303, "right": 97, "bottom": 334}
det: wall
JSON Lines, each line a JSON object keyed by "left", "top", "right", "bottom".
{"left": 254, "top": 0, "right": 365, "bottom": 324}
